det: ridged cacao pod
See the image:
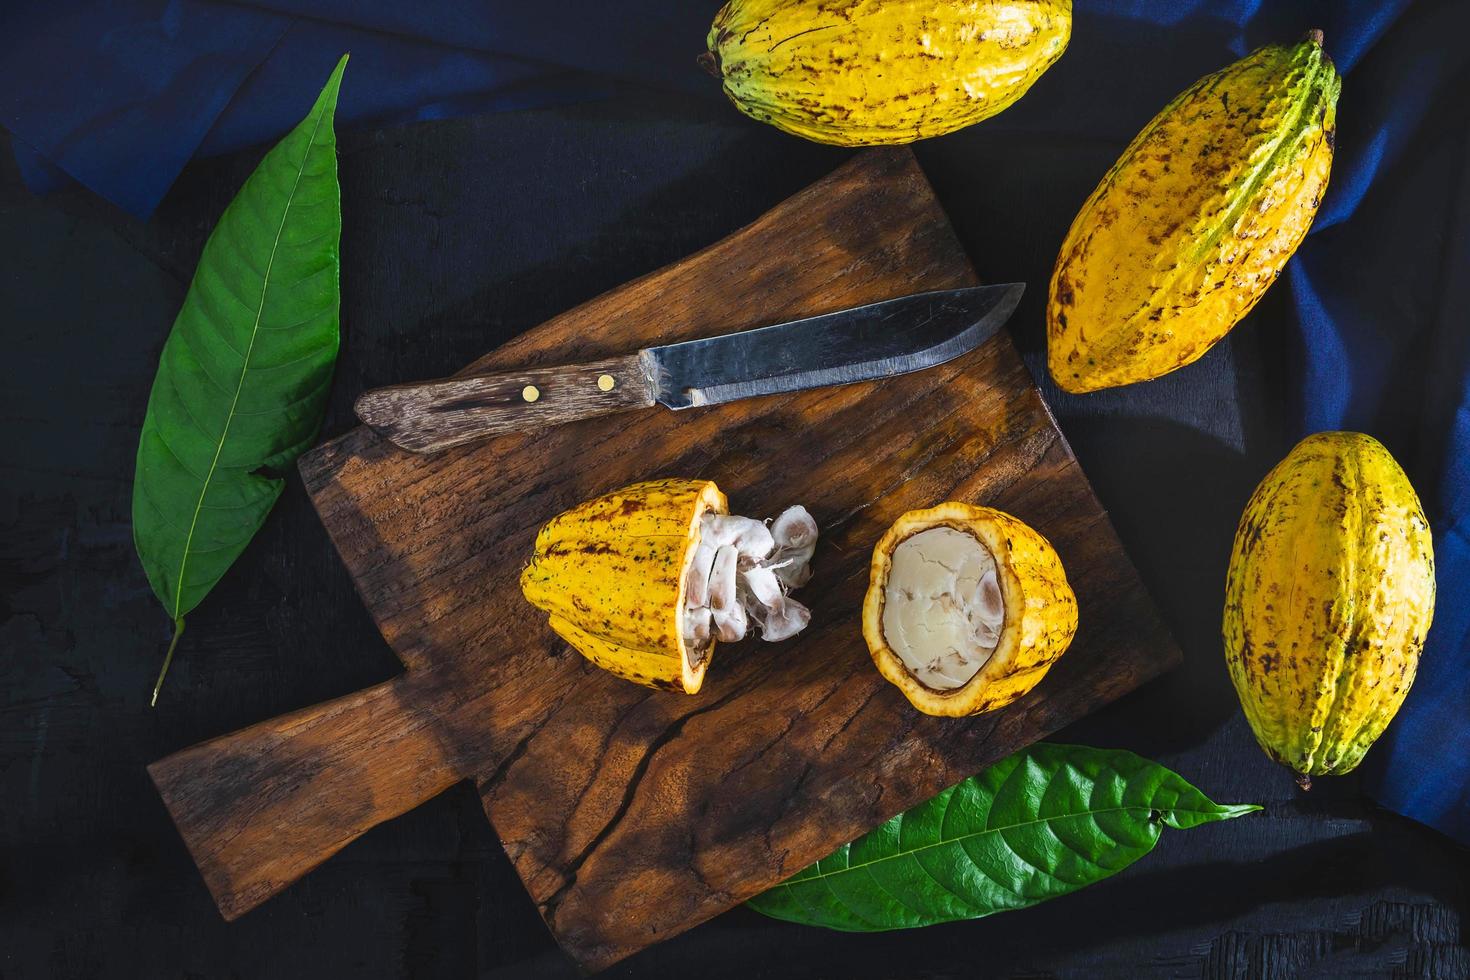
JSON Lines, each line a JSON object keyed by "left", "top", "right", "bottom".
{"left": 863, "top": 503, "right": 1077, "bottom": 717}
{"left": 1048, "top": 32, "right": 1339, "bottom": 393}
{"left": 521, "top": 478, "right": 728, "bottom": 693}
{"left": 702, "top": 0, "right": 1071, "bottom": 147}
{"left": 1224, "top": 433, "right": 1435, "bottom": 786}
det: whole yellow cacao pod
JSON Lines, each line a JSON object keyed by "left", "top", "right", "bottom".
{"left": 1223, "top": 433, "right": 1435, "bottom": 787}
{"left": 702, "top": 0, "right": 1071, "bottom": 147}
{"left": 1048, "top": 32, "right": 1339, "bottom": 393}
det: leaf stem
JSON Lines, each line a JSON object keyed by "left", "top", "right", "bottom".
{"left": 151, "top": 617, "right": 186, "bottom": 707}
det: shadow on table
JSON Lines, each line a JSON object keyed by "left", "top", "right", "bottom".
{"left": 339, "top": 119, "right": 845, "bottom": 408}
{"left": 982, "top": 825, "right": 1465, "bottom": 960}
{"left": 713, "top": 825, "right": 1464, "bottom": 974}
{"left": 1051, "top": 415, "right": 1267, "bottom": 755}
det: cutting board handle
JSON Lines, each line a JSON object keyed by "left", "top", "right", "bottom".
{"left": 148, "top": 674, "right": 462, "bottom": 919}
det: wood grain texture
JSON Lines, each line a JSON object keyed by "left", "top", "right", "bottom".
{"left": 149, "top": 674, "right": 461, "bottom": 920}
{"left": 149, "top": 149, "right": 1181, "bottom": 973}
{"left": 354, "top": 353, "right": 655, "bottom": 452}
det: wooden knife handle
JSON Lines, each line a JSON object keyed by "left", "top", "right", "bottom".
{"left": 354, "top": 353, "right": 657, "bottom": 453}
{"left": 148, "top": 675, "right": 462, "bottom": 920}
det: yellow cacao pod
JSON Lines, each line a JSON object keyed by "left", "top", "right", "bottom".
{"left": 703, "top": 0, "right": 1071, "bottom": 147}
{"left": 1224, "top": 433, "right": 1435, "bottom": 786}
{"left": 863, "top": 503, "right": 1077, "bottom": 716}
{"left": 521, "top": 478, "right": 728, "bottom": 693}
{"left": 1048, "top": 32, "right": 1339, "bottom": 393}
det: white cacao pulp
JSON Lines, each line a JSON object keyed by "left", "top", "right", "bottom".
{"left": 880, "top": 526, "right": 1005, "bottom": 690}
{"left": 683, "top": 506, "right": 817, "bottom": 647}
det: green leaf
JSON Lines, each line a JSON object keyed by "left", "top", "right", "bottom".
{"left": 131, "top": 56, "right": 348, "bottom": 702}
{"left": 746, "top": 743, "right": 1260, "bottom": 931}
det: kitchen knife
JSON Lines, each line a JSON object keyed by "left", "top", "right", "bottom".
{"left": 354, "top": 282, "right": 1024, "bottom": 453}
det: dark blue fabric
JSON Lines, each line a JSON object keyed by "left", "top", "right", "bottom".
{"left": 4, "top": 1, "right": 1467, "bottom": 842}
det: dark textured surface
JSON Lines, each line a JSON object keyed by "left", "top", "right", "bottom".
{"left": 2, "top": 81, "right": 1467, "bottom": 979}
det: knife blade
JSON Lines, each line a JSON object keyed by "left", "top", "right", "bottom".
{"left": 355, "top": 282, "right": 1024, "bottom": 453}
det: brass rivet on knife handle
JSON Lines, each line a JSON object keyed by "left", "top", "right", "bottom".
{"left": 353, "top": 352, "right": 655, "bottom": 453}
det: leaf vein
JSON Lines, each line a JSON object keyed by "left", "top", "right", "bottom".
{"left": 781, "top": 805, "right": 1202, "bottom": 883}
{"left": 168, "top": 99, "right": 334, "bottom": 619}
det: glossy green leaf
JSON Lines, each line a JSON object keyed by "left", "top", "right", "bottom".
{"left": 131, "top": 56, "right": 347, "bottom": 702}
{"left": 747, "top": 743, "right": 1259, "bottom": 930}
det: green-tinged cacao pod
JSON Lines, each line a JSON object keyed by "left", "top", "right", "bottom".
{"left": 702, "top": 0, "right": 1071, "bottom": 147}
{"left": 1048, "top": 32, "right": 1339, "bottom": 393}
{"left": 1224, "top": 433, "right": 1435, "bottom": 787}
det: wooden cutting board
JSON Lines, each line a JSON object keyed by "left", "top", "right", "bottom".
{"left": 149, "top": 149, "right": 1180, "bottom": 973}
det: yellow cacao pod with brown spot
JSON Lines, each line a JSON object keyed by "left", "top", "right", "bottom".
{"left": 1048, "top": 32, "right": 1339, "bottom": 393}
{"left": 702, "top": 0, "right": 1071, "bottom": 147}
{"left": 1224, "top": 433, "right": 1435, "bottom": 786}
{"left": 521, "top": 478, "right": 728, "bottom": 693}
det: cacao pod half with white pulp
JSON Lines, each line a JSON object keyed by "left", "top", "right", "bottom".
{"left": 521, "top": 479, "right": 817, "bottom": 693}
{"left": 863, "top": 503, "right": 1077, "bottom": 716}
{"left": 1224, "top": 432, "right": 1435, "bottom": 787}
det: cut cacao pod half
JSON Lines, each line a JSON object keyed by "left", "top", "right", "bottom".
{"left": 863, "top": 503, "right": 1077, "bottom": 717}
{"left": 520, "top": 478, "right": 816, "bottom": 694}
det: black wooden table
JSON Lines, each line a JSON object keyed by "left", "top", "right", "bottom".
{"left": 2, "top": 84, "right": 1467, "bottom": 978}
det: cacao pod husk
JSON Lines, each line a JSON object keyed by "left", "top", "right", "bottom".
{"left": 703, "top": 0, "right": 1071, "bottom": 147}
{"left": 521, "top": 478, "right": 727, "bottom": 693}
{"left": 1224, "top": 432, "right": 1435, "bottom": 786}
{"left": 863, "top": 502, "right": 1077, "bottom": 717}
{"left": 1048, "top": 32, "right": 1339, "bottom": 393}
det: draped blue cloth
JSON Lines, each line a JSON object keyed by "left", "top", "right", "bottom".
{"left": 4, "top": 1, "right": 1466, "bottom": 843}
